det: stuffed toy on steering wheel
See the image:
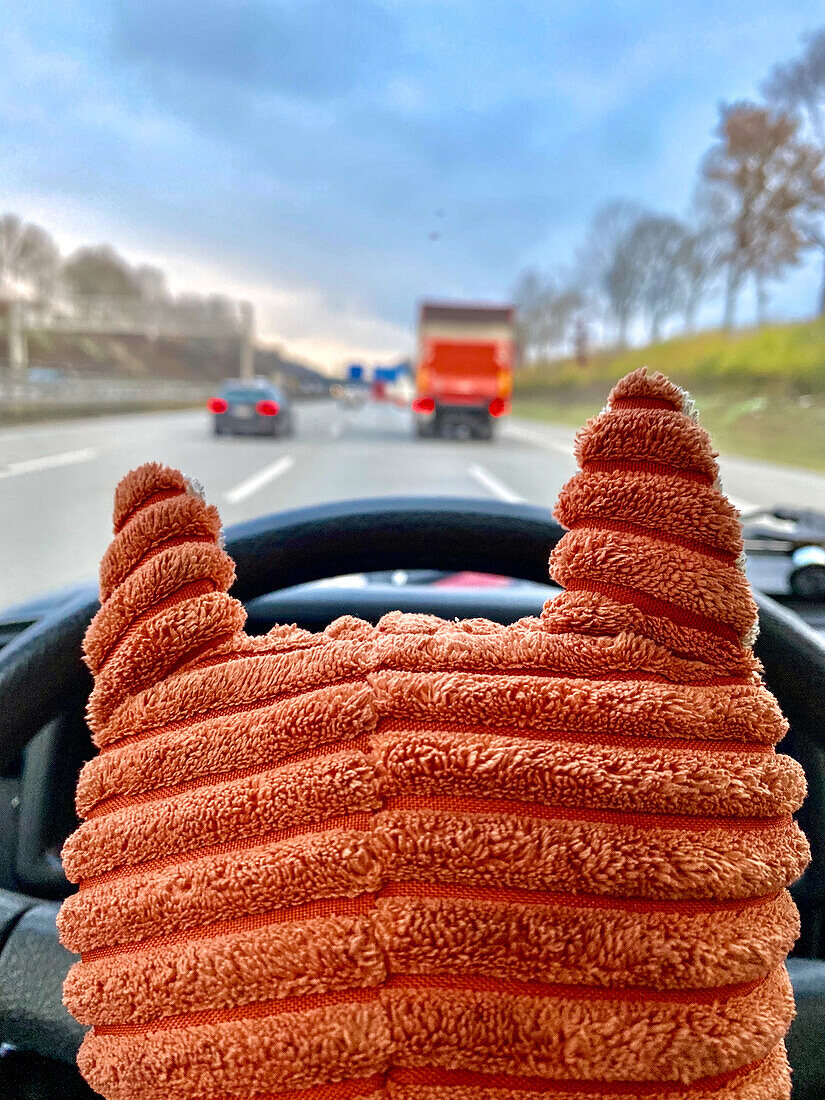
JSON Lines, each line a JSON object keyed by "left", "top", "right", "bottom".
{"left": 58, "top": 368, "right": 809, "bottom": 1100}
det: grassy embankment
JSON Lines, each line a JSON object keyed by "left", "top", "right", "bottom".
{"left": 513, "top": 319, "right": 825, "bottom": 473}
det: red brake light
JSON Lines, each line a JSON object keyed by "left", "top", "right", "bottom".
{"left": 412, "top": 396, "right": 435, "bottom": 414}
{"left": 488, "top": 398, "right": 511, "bottom": 418}
{"left": 208, "top": 397, "right": 228, "bottom": 414}
{"left": 256, "top": 399, "right": 280, "bottom": 416}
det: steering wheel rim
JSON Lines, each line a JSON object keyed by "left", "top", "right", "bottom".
{"left": 0, "top": 496, "right": 563, "bottom": 772}
{"left": 0, "top": 496, "right": 824, "bottom": 1069}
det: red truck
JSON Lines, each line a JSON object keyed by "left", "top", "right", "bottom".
{"left": 412, "top": 301, "right": 515, "bottom": 440}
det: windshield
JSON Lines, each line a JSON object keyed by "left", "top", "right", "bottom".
{"left": 2, "top": 5, "right": 825, "bottom": 608}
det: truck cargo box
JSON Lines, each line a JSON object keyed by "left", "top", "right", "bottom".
{"left": 414, "top": 301, "right": 515, "bottom": 440}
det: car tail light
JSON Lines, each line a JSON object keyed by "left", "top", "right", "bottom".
{"left": 412, "top": 396, "right": 435, "bottom": 414}
{"left": 256, "top": 399, "right": 280, "bottom": 416}
{"left": 207, "top": 397, "right": 228, "bottom": 414}
{"left": 488, "top": 397, "right": 511, "bottom": 418}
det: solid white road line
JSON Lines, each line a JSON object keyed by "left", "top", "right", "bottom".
{"left": 223, "top": 455, "right": 295, "bottom": 505}
{"left": 0, "top": 447, "right": 98, "bottom": 480}
{"left": 468, "top": 463, "right": 525, "bottom": 504}
{"left": 505, "top": 422, "right": 574, "bottom": 457}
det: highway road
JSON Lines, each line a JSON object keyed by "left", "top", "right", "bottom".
{"left": 2, "top": 398, "right": 825, "bottom": 608}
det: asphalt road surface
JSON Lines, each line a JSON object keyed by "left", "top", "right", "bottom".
{"left": 2, "top": 398, "right": 825, "bottom": 608}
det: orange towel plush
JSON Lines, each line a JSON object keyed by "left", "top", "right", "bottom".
{"left": 59, "top": 368, "right": 809, "bottom": 1100}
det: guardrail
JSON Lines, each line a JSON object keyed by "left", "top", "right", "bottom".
{"left": 0, "top": 374, "right": 210, "bottom": 423}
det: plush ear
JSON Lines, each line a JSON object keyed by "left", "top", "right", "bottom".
{"left": 546, "top": 366, "right": 758, "bottom": 668}
{"left": 81, "top": 463, "right": 246, "bottom": 741}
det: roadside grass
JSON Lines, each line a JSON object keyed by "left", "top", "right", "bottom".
{"left": 513, "top": 318, "right": 825, "bottom": 473}
{"left": 512, "top": 395, "right": 825, "bottom": 473}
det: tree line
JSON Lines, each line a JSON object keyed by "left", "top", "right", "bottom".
{"left": 516, "top": 28, "right": 825, "bottom": 362}
{"left": 0, "top": 218, "right": 240, "bottom": 326}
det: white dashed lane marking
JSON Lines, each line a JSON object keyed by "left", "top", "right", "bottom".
{"left": 0, "top": 447, "right": 98, "bottom": 479}
{"left": 468, "top": 463, "right": 525, "bottom": 503}
{"left": 223, "top": 455, "right": 296, "bottom": 504}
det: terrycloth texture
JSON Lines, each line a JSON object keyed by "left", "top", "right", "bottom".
{"left": 59, "top": 368, "right": 809, "bottom": 1100}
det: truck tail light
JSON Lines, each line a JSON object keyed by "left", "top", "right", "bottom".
{"left": 207, "top": 397, "right": 228, "bottom": 414}
{"left": 412, "top": 396, "right": 435, "bottom": 414}
{"left": 256, "top": 399, "right": 280, "bottom": 416}
{"left": 488, "top": 398, "right": 511, "bottom": 418}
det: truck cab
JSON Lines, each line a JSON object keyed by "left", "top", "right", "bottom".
{"left": 413, "top": 301, "right": 515, "bottom": 440}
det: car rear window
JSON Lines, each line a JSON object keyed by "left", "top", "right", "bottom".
{"left": 223, "top": 387, "right": 276, "bottom": 401}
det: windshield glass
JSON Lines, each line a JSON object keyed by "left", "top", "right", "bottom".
{"left": 2, "top": 4, "right": 825, "bottom": 609}
{"left": 222, "top": 386, "right": 278, "bottom": 400}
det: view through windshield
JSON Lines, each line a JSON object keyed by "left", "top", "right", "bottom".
{"left": 5, "top": 12, "right": 825, "bottom": 1100}
{"left": 2, "top": 4, "right": 825, "bottom": 609}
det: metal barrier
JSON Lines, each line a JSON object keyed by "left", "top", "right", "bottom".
{"left": 0, "top": 373, "right": 209, "bottom": 417}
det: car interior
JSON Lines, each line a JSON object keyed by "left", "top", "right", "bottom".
{"left": 1, "top": 495, "right": 825, "bottom": 1098}
{"left": 5, "top": 1, "right": 825, "bottom": 1095}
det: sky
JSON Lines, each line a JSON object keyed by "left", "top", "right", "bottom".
{"left": 2, "top": 1, "right": 824, "bottom": 370}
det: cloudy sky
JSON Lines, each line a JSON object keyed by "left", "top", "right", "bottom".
{"left": 2, "top": 1, "right": 824, "bottom": 369}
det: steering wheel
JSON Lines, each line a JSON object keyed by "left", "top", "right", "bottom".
{"left": 1, "top": 497, "right": 825, "bottom": 1074}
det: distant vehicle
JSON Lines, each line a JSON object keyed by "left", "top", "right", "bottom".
{"left": 332, "top": 381, "right": 367, "bottom": 408}
{"left": 207, "top": 378, "right": 293, "bottom": 437}
{"left": 334, "top": 367, "right": 369, "bottom": 408}
{"left": 371, "top": 367, "right": 397, "bottom": 402}
{"left": 412, "top": 301, "right": 515, "bottom": 441}
{"left": 27, "top": 366, "right": 64, "bottom": 385}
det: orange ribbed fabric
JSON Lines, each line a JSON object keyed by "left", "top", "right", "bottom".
{"left": 59, "top": 369, "right": 809, "bottom": 1100}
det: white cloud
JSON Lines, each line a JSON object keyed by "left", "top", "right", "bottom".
{"left": 257, "top": 289, "right": 413, "bottom": 370}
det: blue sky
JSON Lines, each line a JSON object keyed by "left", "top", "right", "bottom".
{"left": 2, "top": 1, "right": 824, "bottom": 368}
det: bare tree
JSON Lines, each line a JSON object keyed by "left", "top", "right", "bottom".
{"left": 513, "top": 271, "right": 544, "bottom": 363}
{"left": 577, "top": 200, "right": 645, "bottom": 346}
{"left": 674, "top": 229, "right": 716, "bottom": 331}
{"left": 546, "top": 283, "right": 584, "bottom": 355}
{"left": 699, "top": 102, "right": 825, "bottom": 327}
{"left": 513, "top": 271, "right": 552, "bottom": 363}
{"left": 202, "top": 294, "right": 239, "bottom": 324}
{"left": 513, "top": 270, "right": 582, "bottom": 361}
{"left": 63, "top": 245, "right": 141, "bottom": 297}
{"left": 762, "top": 28, "right": 825, "bottom": 146}
{"left": 622, "top": 214, "right": 689, "bottom": 342}
{"left": 176, "top": 293, "right": 239, "bottom": 327}
{"left": 763, "top": 30, "right": 825, "bottom": 313}
{"left": 0, "top": 214, "right": 60, "bottom": 301}
{"left": 134, "top": 264, "right": 169, "bottom": 302}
